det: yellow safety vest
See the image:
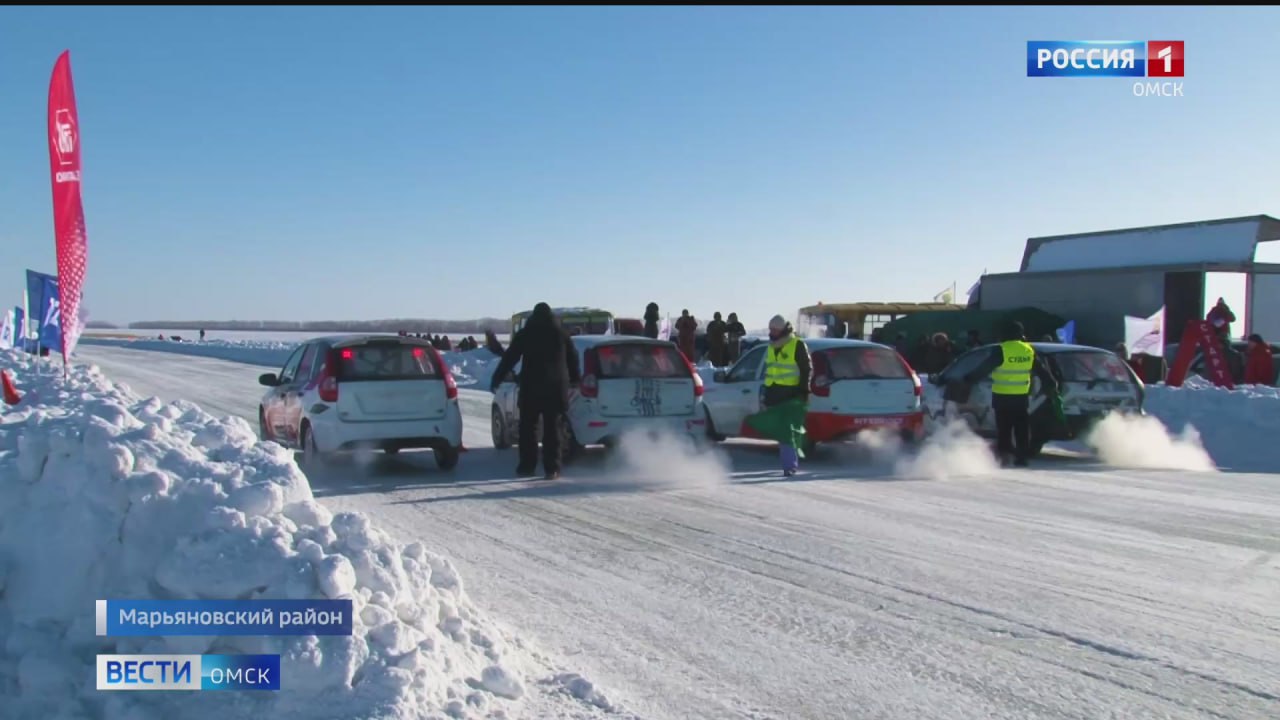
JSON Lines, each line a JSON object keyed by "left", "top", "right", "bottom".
{"left": 765, "top": 336, "right": 801, "bottom": 387}
{"left": 992, "top": 340, "right": 1034, "bottom": 395}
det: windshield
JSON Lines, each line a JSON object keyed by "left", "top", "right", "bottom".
{"left": 515, "top": 312, "right": 613, "bottom": 335}
{"left": 1051, "top": 351, "right": 1132, "bottom": 383}
{"left": 594, "top": 343, "right": 688, "bottom": 379}
{"left": 823, "top": 347, "right": 909, "bottom": 380}
{"left": 335, "top": 343, "right": 439, "bottom": 380}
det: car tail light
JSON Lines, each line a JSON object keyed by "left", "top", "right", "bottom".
{"left": 810, "top": 351, "right": 832, "bottom": 397}
{"left": 897, "top": 352, "right": 923, "bottom": 397}
{"left": 319, "top": 349, "right": 340, "bottom": 402}
{"left": 677, "top": 350, "right": 704, "bottom": 397}
{"left": 581, "top": 350, "right": 599, "bottom": 398}
{"left": 426, "top": 345, "right": 458, "bottom": 400}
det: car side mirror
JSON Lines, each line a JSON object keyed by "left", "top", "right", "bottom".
{"left": 713, "top": 370, "right": 727, "bottom": 383}
{"left": 259, "top": 373, "right": 280, "bottom": 387}
{"left": 927, "top": 374, "right": 941, "bottom": 386}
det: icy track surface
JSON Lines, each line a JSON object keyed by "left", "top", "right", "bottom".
{"left": 75, "top": 346, "right": 1280, "bottom": 720}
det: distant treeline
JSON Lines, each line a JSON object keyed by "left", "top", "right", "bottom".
{"left": 128, "top": 319, "right": 511, "bottom": 334}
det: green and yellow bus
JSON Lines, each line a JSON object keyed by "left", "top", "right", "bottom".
{"left": 510, "top": 307, "right": 615, "bottom": 336}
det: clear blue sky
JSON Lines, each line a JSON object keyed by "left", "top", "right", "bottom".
{"left": 2, "top": 6, "right": 1278, "bottom": 330}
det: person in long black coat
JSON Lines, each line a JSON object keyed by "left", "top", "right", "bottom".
{"left": 643, "top": 302, "right": 660, "bottom": 339}
{"left": 490, "top": 303, "right": 581, "bottom": 479}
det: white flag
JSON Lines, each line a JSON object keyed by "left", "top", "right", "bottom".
{"left": 0, "top": 309, "right": 13, "bottom": 350}
{"left": 658, "top": 317, "right": 672, "bottom": 341}
{"left": 1124, "top": 307, "right": 1165, "bottom": 356}
{"left": 933, "top": 287, "right": 954, "bottom": 304}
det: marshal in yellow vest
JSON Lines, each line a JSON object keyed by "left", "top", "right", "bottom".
{"left": 765, "top": 336, "right": 801, "bottom": 387}
{"left": 992, "top": 340, "right": 1034, "bottom": 395}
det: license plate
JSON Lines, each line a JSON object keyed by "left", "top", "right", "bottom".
{"left": 853, "top": 416, "right": 903, "bottom": 427}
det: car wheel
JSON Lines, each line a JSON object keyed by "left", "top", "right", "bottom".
{"left": 1028, "top": 433, "right": 1047, "bottom": 458}
{"left": 703, "top": 408, "right": 726, "bottom": 442}
{"left": 300, "top": 424, "right": 326, "bottom": 468}
{"left": 492, "top": 406, "right": 511, "bottom": 450}
{"left": 800, "top": 436, "right": 817, "bottom": 457}
{"left": 560, "top": 415, "right": 584, "bottom": 465}
{"left": 434, "top": 445, "right": 460, "bottom": 471}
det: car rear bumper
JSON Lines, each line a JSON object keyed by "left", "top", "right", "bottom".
{"left": 805, "top": 411, "right": 925, "bottom": 444}
{"left": 310, "top": 405, "right": 463, "bottom": 452}
{"left": 572, "top": 413, "right": 705, "bottom": 446}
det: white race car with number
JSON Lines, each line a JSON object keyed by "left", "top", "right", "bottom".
{"left": 491, "top": 335, "right": 706, "bottom": 457}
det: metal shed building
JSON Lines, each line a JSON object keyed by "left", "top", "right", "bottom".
{"left": 977, "top": 215, "right": 1280, "bottom": 348}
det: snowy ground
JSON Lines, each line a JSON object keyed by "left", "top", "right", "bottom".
{"left": 84, "top": 330, "right": 509, "bottom": 345}
{"left": 58, "top": 344, "right": 1280, "bottom": 720}
{"left": 0, "top": 350, "right": 621, "bottom": 720}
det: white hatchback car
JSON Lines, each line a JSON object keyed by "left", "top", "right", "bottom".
{"left": 491, "top": 335, "right": 706, "bottom": 457}
{"left": 258, "top": 335, "right": 463, "bottom": 470}
{"left": 702, "top": 338, "right": 924, "bottom": 452}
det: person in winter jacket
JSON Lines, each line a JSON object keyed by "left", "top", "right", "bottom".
{"left": 746, "top": 315, "right": 811, "bottom": 476}
{"left": 964, "top": 321, "right": 1059, "bottom": 467}
{"left": 490, "top": 303, "right": 582, "bottom": 480}
{"left": 923, "top": 333, "right": 954, "bottom": 374}
{"left": 1244, "top": 334, "right": 1276, "bottom": 385}
{"left": 726, "top": 313, "right": 746, "bottom": 362}
{"left": 706, "top": 312, "right": 728, "bottom": 366}
{"left": 675, "top": 310, "right": 698, "bottom": 361}
{"left": 644, "top": 303, "right": 661, "bottom": 340}
{"left": 1207, "top": 298, "right": 1236, "bottom": 340}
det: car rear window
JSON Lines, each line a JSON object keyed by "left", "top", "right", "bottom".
{"left": 335, "top": 343, "right": 439, "bottom": 381}
{"left": 1052, "top": 351, "right": 1132, "bottom": 383}
{"left": 594, "top": 343, "right": 689, "bottom": 379}
{"left": 823, "top": 347, "right": 909, "bottom": 380}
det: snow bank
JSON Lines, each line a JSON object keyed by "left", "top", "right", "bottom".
{"left": 1144, "top": 377, "right": 1280, "bottom": 471}
{"left": 80, "top": 336, "right": 295, "bottom": 367}
{"left": 0, "top": 350, "right": 589, "bottom": 720}
{"left": 78, "top": 337, "right": 503, "bottom": 389}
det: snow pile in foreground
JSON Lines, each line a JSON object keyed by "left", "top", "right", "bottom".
{"left": 77, "top": 337, "right": 502, "bottom": 389}
{"left": 1145, "top": 377, "right": 1280, "bottom": 471}
{"left": 0, "top": 351, "right": 607, "bottom": 720}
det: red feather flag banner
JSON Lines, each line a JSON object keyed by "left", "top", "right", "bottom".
{"left": 47, "top": 50, "right": 88, "bottom": 369}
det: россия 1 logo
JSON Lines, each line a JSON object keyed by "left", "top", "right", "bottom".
{"left": 1026, "top": 40, "right": 1184, "bottom": 97}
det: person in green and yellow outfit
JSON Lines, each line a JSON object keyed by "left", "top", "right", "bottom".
{"left": 746, "top": 315, "right": 811, "bottom": 476}
{"left": 965, "top": 321, "right": 1059, "bottom": 468}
